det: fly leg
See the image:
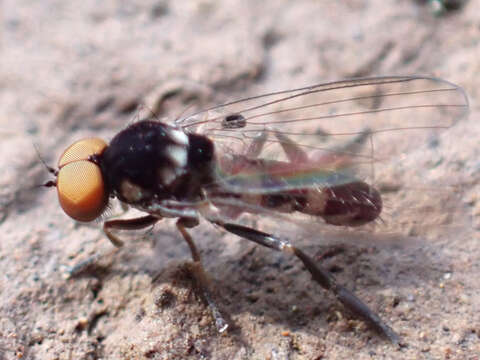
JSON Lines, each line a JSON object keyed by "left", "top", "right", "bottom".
{"left": 103, "top": 215, "right": 160, "bottom": 247}
{"left": 214, "top": 221, "right": 401, "bottom": 345}
{"left": 244, "top": 130, "right": 268, "bottom": 158}
{"left": 332, "top": 128, "right": 372, "bottom": 154}
{"left": 273, "top": 131, "right": 310, "bottom": 163}
{"left": 68, "top": 215, "right": 160, "bottom": 276}
{"left": 274, "top": 128, "right": 374, "bottom": 168}
{"left": 177, "top": 219, "right": 229, "bottom": 333}
{"left": 276, "top": 128, "right": 372, "bottom": 157}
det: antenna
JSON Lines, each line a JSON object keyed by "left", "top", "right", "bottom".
{"left": 33, "top": 142, "right": 57, "bottom": 176}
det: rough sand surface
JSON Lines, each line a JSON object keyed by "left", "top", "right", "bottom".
{"left": 1, "top": 1, "right": 479, "bottom": 359}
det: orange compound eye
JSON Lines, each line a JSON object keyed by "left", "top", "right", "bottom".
{"left": 58, "top": 138, "right": 107, "bottom": 168}
{"left": 56, "top": 160, "right": 108, "bottom": 222}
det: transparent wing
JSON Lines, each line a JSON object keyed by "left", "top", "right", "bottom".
{"left": 176, "top": 76, "right": 468, "bottom": 194}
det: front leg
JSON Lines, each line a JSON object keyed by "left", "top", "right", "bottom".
{"left": 104, "top": 215, "right": 160, "bottom": 247}
{"left": 68, "top": 215, "right": 160, "bottom": 276}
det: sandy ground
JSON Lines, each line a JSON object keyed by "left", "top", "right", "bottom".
{"left": 1, "top": 0, "right": 479, "bottom": 359}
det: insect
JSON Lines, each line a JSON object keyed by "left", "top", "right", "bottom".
{"left": 43, "top": 76, "right": 468, "bottom": 345}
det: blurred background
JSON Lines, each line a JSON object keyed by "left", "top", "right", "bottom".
{"left": 1, "top": 1, "right": 479, "bottom": 358}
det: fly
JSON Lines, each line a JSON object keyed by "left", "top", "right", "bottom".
{"left": 43, "top": 75, "right": 469, "bottom": 345}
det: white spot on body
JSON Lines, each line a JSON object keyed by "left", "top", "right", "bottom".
{"left": 168, "top": 128, "right": 189, "bottom": 146}
{"left": 166, "top": 145, "right": 187, "bottom": 168}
